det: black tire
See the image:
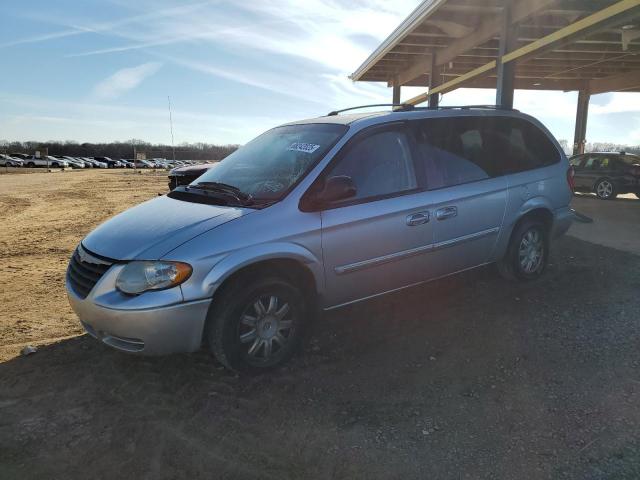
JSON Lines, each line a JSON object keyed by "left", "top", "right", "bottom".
{"left": 497, "top": 218, "right": 549, "bottom": 282}
{"left": 51, "top": 162, "right": 59, "bottom": 168}
{"left": 208, "top": 276, "right": 307, "bottom": 372}
{"left": 594, "top": 178, "right": 617, "bottom": 200}
{"left": 27, "top": 162, "right": 35, "bottom": 168}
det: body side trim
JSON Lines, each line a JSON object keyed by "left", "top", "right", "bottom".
{"left": 334, "top": 227, "right": 499, "bottom": 275}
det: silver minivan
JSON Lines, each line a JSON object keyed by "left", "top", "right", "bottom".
{"left": 66, "top": 106, "right": 574, "bottom": 371}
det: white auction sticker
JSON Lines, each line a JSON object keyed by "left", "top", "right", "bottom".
{"left": 288, "top": 142, "right": 320, "bottom": 154}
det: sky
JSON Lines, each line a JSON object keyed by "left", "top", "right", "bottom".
{"left": 1, "top": 0, "right": 639, "bottom": 147}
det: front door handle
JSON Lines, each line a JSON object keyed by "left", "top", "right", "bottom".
{"left": 406, "top": 211, "right": 430, "bottom": 226}
{"left": 435, "top": 206, "right": 457, "bottom": 221}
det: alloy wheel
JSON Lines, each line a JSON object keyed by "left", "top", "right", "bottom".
{"left": 596, "top": 180, "right": 613, "bottom": 199}
{"left": 518, "top": 228, "right": 544, "bottom": 274}
{"left": 238, "top": 294, "right": 294, "bottom": 363}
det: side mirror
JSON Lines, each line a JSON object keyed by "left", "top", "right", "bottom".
{"left": 301, "top": 175, "right": 357, "bottom": 211}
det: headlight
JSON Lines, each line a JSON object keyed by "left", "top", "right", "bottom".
{"left": 116, "top": 261, "right": 192, "bottom": 295}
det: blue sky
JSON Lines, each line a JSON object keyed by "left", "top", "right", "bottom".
{"left": 1, "top": 0, "right": 639, "bottom": 146}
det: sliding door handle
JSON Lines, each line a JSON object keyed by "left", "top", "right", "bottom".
{"left": 406, "top": 211, "right": 430, "bottom": 226}
{"left": 435, "top": 206, "right": 457, "bottom": 220}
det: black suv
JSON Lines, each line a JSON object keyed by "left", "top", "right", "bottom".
{"left": 569, "top": 152, "right": 640, "bottom": 200}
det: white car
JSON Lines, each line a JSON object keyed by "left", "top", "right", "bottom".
{"left": 0, "top": 154, "right": 23, "bottom": 167}
{"left": 24, "top": 156, "right": 69, "bottom": 168}
{"left": 65, "top": 156, "right": 91, "bottom": 168}
{"left": 54, "top": 156, "right": 84, "bottom": 168}
{"left": 47, "top": 156, "right": 70, "bottom": 168}
{"left": 83, "top": 157, "right": 107, "bottom": 168}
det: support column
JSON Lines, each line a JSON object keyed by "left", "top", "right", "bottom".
{"left": 573, "top": 90, "right": 590, "bottom": 155}
{"left": 392, "top": 85, "right": 401, "bottom": 104}
{"left": 496, "top": 1, "right": 517, "bottom": 109}
{"left": 428, "top": 53, "right": 440, "bottom": 109}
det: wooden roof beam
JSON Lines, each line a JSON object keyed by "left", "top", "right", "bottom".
{"left": 589, "top": 69, "right": 640, "bottom": 93}
{"left": 405, "top": 0, "right": 640, "bottom": 104}
{"left": 394, "top": 0, "right": 554, "bottom": 86}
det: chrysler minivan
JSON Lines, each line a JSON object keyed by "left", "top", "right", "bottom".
{"left": 66, "top": 105, "right": 574, "bottom": 371}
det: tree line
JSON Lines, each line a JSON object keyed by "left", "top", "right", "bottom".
{"left": 2, "top": 138, "right": 638, "bottom": 160}
{"left": 0, "top": 139, "right": 239, "bottom": 161}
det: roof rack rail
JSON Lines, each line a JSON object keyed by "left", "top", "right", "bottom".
{"left": 434, "top": 105, "right": 519, "bottom": 111}
{"left": 327, "top": 103, "right": 414, "bottom": 116}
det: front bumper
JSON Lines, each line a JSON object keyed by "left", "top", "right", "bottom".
{"left": 66, "top": 274, "right": 211, "bottom": 355}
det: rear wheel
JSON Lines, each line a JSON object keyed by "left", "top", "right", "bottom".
{"left": 208, "top": 277, "right": 307, "bottom": 372}
{"left": 498, "top": 218, "right": 549, "bottom": 281}
{"left": 27, "top": 162, "right": 35, "bottom": 168}
{"left": 595, "top": 179, "right": 616, "bottom": 200}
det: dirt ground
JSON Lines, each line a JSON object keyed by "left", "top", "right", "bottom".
{"left": 0, "top": 169, "right": 168, "bottom": 360}
{"left": 1, "top": 170, "right": 640, "bottom": 479}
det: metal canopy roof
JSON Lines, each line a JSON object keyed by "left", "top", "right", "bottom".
{"left": 351, "top": 0, "right": 640, "bottom": 101}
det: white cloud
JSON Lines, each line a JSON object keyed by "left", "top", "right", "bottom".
{"left": 93, "top": 62, "right": 162, "bottom": 99}
{"left": 4, "top": 0, "right": 640, "bottom": 147}
{"left": 0, "top": 92, "right": 290, "bottom": 144}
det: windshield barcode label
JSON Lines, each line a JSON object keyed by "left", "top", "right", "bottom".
{"left": 288, "top": 142, "right": 320, "bottom": 154}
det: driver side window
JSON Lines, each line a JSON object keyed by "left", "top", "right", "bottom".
{"left": 327, "top": 127, "right": 417, "bottom": 203}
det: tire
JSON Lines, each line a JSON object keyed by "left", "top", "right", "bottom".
{"left": 498, "top": 218, "right": 549, "bottom": 282}
{"left": 594, "top": 178, "right": 617, "bottom": 200}
{"left": 208, "top": 276, "right": 307, "bottom": 372}
{"left": 27, "top": 162, "right": 35, "bottom": 168}
{"left": 51, "top": 162, "right": 59, "bottom": 168}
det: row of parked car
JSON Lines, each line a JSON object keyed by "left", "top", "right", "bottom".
{"left": 0, "top": 153, "right": 202, "bottom": 170}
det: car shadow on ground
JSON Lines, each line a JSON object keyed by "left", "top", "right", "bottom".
{"left": 1, "top": 236, "right": 640, "bottom": 480}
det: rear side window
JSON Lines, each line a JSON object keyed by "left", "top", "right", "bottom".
{"left": 411, "top": 118, "right": 491, "bottom": 190}
{"left": 583, "top": 156, "right": 601, "bottom": 169}
{"left": 411, "top": 116, "right": 561, "bottom": 189}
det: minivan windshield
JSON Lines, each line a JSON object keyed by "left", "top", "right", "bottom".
{"left": 194, "top": 123, "right": 348, "bottom": 202}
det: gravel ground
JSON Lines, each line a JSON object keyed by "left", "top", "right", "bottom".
{"left": 1, "top": 171, "right": 639, "bottom": 479}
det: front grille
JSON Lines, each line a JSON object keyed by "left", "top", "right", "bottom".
{"left": 67, "top": 246, "right": 114, "bottom": 299}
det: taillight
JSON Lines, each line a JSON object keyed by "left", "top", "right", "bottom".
{"left": 567, "top": 166, "right": 575, "bottom": 192}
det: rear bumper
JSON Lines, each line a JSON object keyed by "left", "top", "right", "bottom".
{"left": 551, "top": 206, "right": 574, "bottom": 239}
{"left": 67, "top": 277, "right": 211, "bottom": 355}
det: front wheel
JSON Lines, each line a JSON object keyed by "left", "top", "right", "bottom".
{"left": 498, "top": 219, "right": 549, "bottom": 281}
{"left": 595, "top": 179, "right": 616, "bottom": 200}
{"left": 208, "top": 277, "right": 307, "bottom": 372}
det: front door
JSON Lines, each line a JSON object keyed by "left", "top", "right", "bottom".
{"left": 319, "top": 124, "right": 436, "bottom": 308}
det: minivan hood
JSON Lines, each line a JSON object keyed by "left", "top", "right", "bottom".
{"left": 82, "top": 195, "right": 252, "bottom": 260}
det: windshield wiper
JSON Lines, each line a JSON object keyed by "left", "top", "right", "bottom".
{"left": 190, "top": 182, "right": 253, "bottom": 205}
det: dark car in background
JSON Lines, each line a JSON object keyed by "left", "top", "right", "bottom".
{"left": 569, "top": 152, "right": 640, "bottom": 200}
{"left": 167, "top": 162, "right": 217, "bottom": 190}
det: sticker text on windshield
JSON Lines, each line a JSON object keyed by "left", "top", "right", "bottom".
{"left": 287, "top": 142, "right": 320, "bottom": 154}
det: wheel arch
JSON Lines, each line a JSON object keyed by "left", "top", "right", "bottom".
{"left": 201, "top": 252, "right": 321, "bottom": 349}
{"left": 591, "top": 176, "right": 619, "bottom": 197}
{"left": 203, "top": 243, "right": 323, "bottom": 307}
{"left": 493, "top": 198, "right": 554, "bottom": 262}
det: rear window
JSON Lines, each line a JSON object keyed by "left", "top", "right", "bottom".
{"left": 411, "top": 116, "right": 561, "bottom": 189}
